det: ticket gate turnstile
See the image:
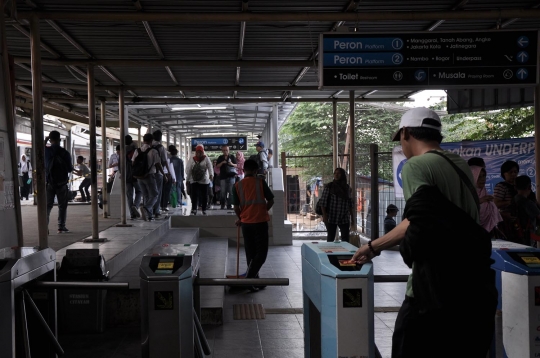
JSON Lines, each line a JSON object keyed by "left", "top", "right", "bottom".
{"left": 140, "top": 243, "right": 200, "bottom": 358}
{"left": 302, "top": 242, "right": 375, "bottom": 358}
{"left": 0, "top": 246, "right": 57, "bottom": 358}
{"left": 491, "top": 241, "right": 540, "bottom": 358}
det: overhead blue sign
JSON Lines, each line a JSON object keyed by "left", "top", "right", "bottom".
{"left": 323, "top": 52, "right": 403, "bottom": 67}
{"left": 191, "top": 137, "right": 247, "bottom": 152}
{"left": 323, "top": 37, "right": 404, "bottom": 52}
{"left": 320, "top": 30, "right": 538, "bottom": 88}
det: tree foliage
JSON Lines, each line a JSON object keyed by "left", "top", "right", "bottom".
{"left": 279, "top": 103, "right": 402, "bottom": 181}
{"left": 438, "top": 103, "right": 534, "bottom": 142}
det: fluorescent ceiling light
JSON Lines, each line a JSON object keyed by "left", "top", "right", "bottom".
{"left": 201, "top": 132, "right": 237, "bottom": 136}
{"left": 192, "top": 124, "right": 233, "bottom": 128}
{"left": 171, "top": 106, "right": 227, "bottom": 111}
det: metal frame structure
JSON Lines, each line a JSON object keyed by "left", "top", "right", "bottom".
{"left": 3, "top": 0, "right": 540, "bottom": 248}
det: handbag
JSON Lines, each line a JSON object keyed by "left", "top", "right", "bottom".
{"left": 170, "top": 189, "right": 178, "bottom": 208}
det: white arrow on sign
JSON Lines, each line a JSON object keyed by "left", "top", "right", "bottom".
{"left": 518, "top": 37, "right": 529, "bottom": 47}
{"left": 518, "top": 51, "right": 528, "bottom": 62}
{"left": 517, "top": 68, "right": 528, "bottom": 79}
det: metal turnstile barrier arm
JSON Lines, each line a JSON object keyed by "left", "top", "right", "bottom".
{"left": 33, "top": 281, "right": 129, "bottom": 289}
{"left": 193, "top": 308, "right": 211, "bottom": 357}
{"left": 195, "top": 278, "right": 289, "bottom": 286}
{"left": 23, "top": 289, "right": 65, "bottom": 357}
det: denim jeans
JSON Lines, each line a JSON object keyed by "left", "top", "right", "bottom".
{"left": 138, "top": 174, "right": 158, "bottom": 218}
{"left": 126, "top": 180, "right": 142, "bottom": 216}
{"left": 161, "top": 176, "right": 173, "bottom": 209}
{"left": 175, "top": 182, "right": 185, "bottom": 205}
{"left": 152, "top": 173, "right": 163, "bottom": 215}
{"left": 79, "top": 178, "right": 91, "bottom": 201}
{"left": 46, "top": 183, "right": 69, "bottom": 228}
{"left": 220, "top": 177, "right": 235, "bottom": 208}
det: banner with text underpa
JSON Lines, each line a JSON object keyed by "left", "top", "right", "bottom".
{"left": 392, "top": 137, "right": 536, "bottom": 198}
{"left": 191, "top": 137, "right": 247, "bottom": 152}
{"left": 319, "top": 30, "right": 538, "bottom": 89}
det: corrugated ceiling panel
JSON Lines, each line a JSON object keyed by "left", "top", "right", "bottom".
{"left": 150, "top": 23, "right": 241, "bottom": 59}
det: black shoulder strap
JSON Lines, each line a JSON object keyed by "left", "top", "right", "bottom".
{"left": 427, "top": 150, "right": 480, "bottom": 211}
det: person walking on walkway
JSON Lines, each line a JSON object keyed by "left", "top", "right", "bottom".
{"left": 216, "top": 145, "right": 237, "bottom": 209}
{"left": 73, "top": 156, "right": 91, "bottom": 202}
{"left": 108, "top": 145, "right": 120, "bottom": 177}
{"left": 235, "top": 151, "right": 245, "bottom": 181}
{"left": 186, "top": 144, "right": 213, "bottom": 215}
{"left": 350, "top": 107, "right": 497, "bottom": 358}
{"left": 131, "top": 133, "right": 167, "bottom": 221}
{"left": 319, "top": 167, "right": 354, "bottom": 242}
{"left": 152, "top": 130, "right": 170, "bottom": 219}
{"left": 125, "top": 135, "right": 142, "bottom": 219}
{"left": 18, "top": 154, "right": 32, "bottom": 200}
{"left": 168, "top": 145, "right": 185, "bottom": 207}
{"left": 232, "top": 159, "right": 274, "bottom": 292}
{"left": 45, "top": 130, "right": 74, "bottom": 234}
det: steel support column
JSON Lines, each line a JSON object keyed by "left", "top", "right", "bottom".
{"left": 87, "top": 65, "right": 99, "bottom": 238}
{"left": 271, "top": 105, "right": 278, "bottom": 168}
{"left": 1, "top": 1, "right": 24, "bottom": 246}
{"left": 534, "top": 85, "right": 540, "bottom": 200}
{"left": 100, "top": 100, "right": 108, "bottom": 218}
{"left": 349, "top": 91, "right": 357, "bottom": 229}
{"left": 30, "top": 15, "right": 48, "bottom": 248}
{"left": 370, "top": 144, "right": 379, "bottom": 240}
{"left": 118, "top": 89, "right": 127, "bottom": 225}
{"left": 332, "top": 100, "right": 338, "bottom": 171}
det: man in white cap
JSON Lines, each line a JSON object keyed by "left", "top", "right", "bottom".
{"left": 351, "top": 107, "right": 497, "bottom": 358}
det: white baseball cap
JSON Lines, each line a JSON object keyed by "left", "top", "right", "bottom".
{"left": 391, "top": 107, "right": 442, "bottom": 141}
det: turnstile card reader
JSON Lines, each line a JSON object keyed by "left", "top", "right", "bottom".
{"left": 140, "top": 244, "right": 200, "bottom": 358}
{"left": 302, "top": 242, "right": 374, "bottom": 358}
{"left": 491, "top": 247, "right": 540, "bottom": 358}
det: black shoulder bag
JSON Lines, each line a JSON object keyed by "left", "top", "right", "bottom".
{"left": 426, "top": 150, "right": 480, "bottom": 212}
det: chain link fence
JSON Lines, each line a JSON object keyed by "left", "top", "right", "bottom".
{"left": 283, "top": 142, "right": 406, "bottom": 240}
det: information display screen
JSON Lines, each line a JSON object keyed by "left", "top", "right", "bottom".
{"left": 148, "top": 257, "right": 184, "bottom": 274}
{"left": 508, "top": 252, "right": 540, "bottom": 269}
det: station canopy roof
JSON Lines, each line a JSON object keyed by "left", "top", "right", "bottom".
{"left": 7, "top": 0, "right": 540, "bottom": 143}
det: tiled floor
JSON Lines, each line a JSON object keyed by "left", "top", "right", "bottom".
{"left": 57, "top": 239, "right": 410, "bottom": 358}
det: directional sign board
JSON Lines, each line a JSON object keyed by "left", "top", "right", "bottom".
{"left": 319, "top": 30, "right": 538, "bottom": 89}
{"left": 191, "top": 137, "right": 247, "bottom": 152}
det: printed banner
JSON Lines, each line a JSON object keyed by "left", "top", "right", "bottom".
{"left": 392, "top": 137, "right": 536, "bottom": 198}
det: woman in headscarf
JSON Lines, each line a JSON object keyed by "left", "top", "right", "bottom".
{"left": 235, "top": 151, "right": 245, "bottom": 182}
{"left": 318, "top": 167, "right": 354, "bottom": 242}
{"left": 18, "top": 154, "right": 32, "bottom": 200}
{"left": 470, "top": 165, "right": 502, "bottom": 236}
{"left": 186, "top": 144, "right": 213, "bottom": 215}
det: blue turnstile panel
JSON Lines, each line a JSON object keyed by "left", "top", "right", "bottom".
{"left": 491, "top": 245, "right": 540, "bottom": 358}
{"left": 302, "top": 242, "right": 375, "bottom": 358}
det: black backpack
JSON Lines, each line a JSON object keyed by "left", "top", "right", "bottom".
{"left": 125, "top": 147, "right": 136, "bottom": 182}
{"left": 47, "top": 149, "right": 70, "bottom": 188}
{"left": 132, "top": 147, "right": 154, "bottom": 179}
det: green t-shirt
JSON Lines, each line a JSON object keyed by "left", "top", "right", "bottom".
{"left": 402, "top": 150, "right": 479, "bottom": 297}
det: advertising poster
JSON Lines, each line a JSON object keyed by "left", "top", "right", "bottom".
{"left": 392, "top": 137, "right": 535, "bottom": 198}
